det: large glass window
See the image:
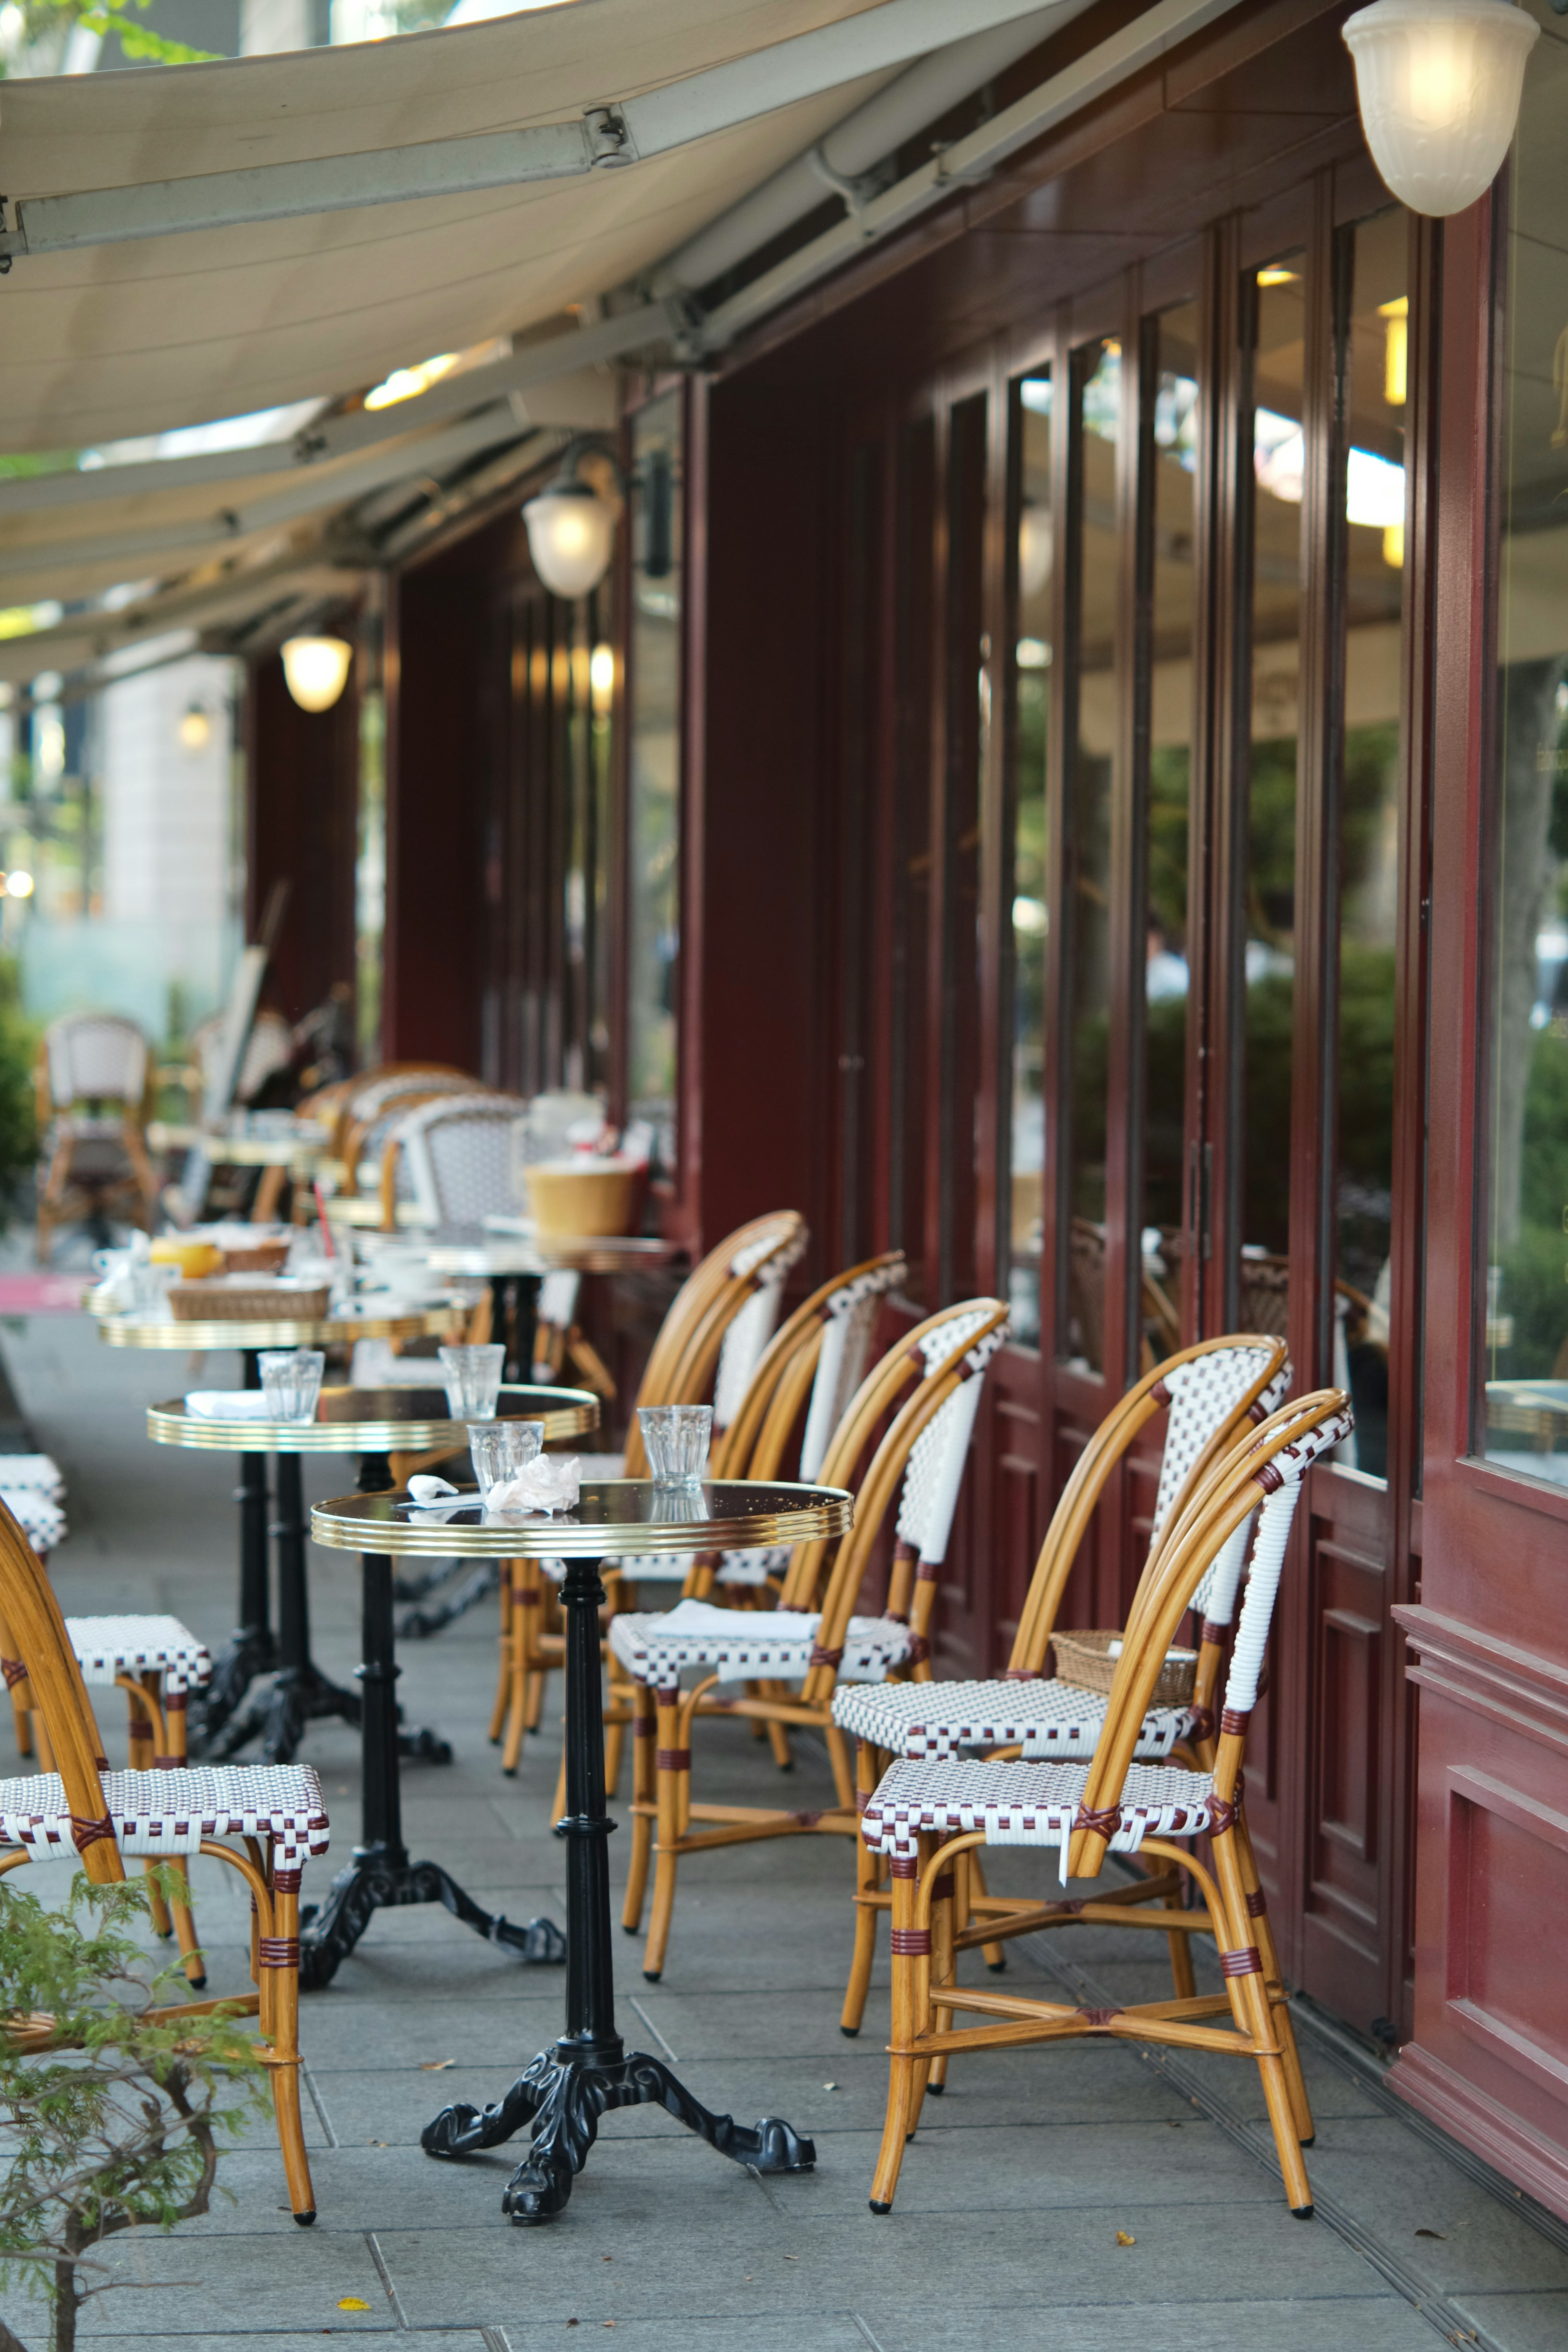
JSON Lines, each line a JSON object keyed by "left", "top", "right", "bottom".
{"left": 940, "top": 393, "right": 988, "bottom": 1305}
{"left": 1237, "top": 258, "right": 1307, "bottom": 1339}
{"left": 1062, "top": 338, "right": 1120, "bottom": 1374}
{"left": 1139, "top": 305, "right": 1199, "bottom": 1364}
{"left": 1483, "top": 9, "right": 1568, "bottom": 1480}
{"left": 1005, "top": 372, "right": 1051, "bottom": 1344}
{"left": 1334, "top": 211, "right": 1408, "bottom": 1480}
{"left": 626, "top": 393, "right": 683, "bottom": 1172}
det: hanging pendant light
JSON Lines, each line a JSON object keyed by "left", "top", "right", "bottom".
{"left": 523, "top": 473, "right": 617, "bottom": 599}
{"left": 1343, "top": 0, "right": 1539, "bottom": 218}
{"left": 281, "top": 635, "right": 352, "bottom": 713}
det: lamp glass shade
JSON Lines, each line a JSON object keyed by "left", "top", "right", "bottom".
{"left": 281, "top": 636, "right": 352, "bottom": 713}
{"left": 1019, "top": 503, "right": 1054, "bottom": 597}
{"left": 523, "top": 481, "right": 616, "bottom": 599}
{"left": 1343, "top": 0, "right": 1539, "bottom": 218}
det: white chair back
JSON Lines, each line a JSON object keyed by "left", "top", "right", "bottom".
{"left": 46, "top": 1014, "right": 146, "bottom": 1110}
{"left": 800, "top": 1256, "right": 907, "bottom": 1482}
{"left": 393, "top": 1092, "right": 528, "bottom": 1227}
{"left": 893, "top": 1303, "right": 1011, "bottom": 1572}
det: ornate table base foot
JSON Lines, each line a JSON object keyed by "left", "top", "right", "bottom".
{"left": 421, "top": 2041, "right": 815, "bottom": 2224}
{"left": 188, "top": 1625, "right": 276, "bottom": 1751}
{"left": 216, "top": 1664, "right": 362, "bottom": 1766}
{"left": 298, "top": 1844, "right": 567, "bottom": 1990}
{"left": 398, "top": 1560, "right": 501, "bottom": 1641}
{"left": 392, "top": 1559, "right": 462, "bottom": 1605}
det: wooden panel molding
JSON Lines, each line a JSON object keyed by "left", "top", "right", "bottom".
{"left": 1397, "top": 1604, "right": 1568, "bottom": 1764}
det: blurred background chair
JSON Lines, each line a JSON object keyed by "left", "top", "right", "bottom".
{"left": 35, "top": 1012, "right": 157, "bottom": 1262}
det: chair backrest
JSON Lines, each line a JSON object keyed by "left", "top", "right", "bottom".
{"left": 44, "top": 1014, "right": 147, "bottom": 1112}
{"left": 716, "top": 1250, "right": 906, "bottom": 1481}
{"left": 1068, "top": 1387, "right": 1353, "bottom": 1880}
{"left": 1009, "top": 1334, "right": 1289, "bottom": 1673}
{"left": 325, "top": 1062, "right": 471, "bottom": 1158}
{"left": 619, "top": 1211, "right": 809, "bottom": 1474}
{"left": 190, "top": 1007, "right": 294, "bottom": 1105}
{"left": 0, "top": 1496, "right": 123, "bottom": 1885}
{"left": 781, "top": 1296, "right": 1010, "bottom": 1701}
{"left": 385, "top": 1092, "right": 527, "bottom": 1229}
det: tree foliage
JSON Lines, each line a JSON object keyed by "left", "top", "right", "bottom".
{"left": 0, "top": 1873, "right": 266, "bottom": 2352}
{"left": 0, "top": 2, "right": 218, "bottom": 74}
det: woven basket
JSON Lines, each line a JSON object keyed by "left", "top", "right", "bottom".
{"left": 219, "top": 1239, "right": 291, "bottom": 1276}
{"left": 1052, "top": 1629, "right": 1198, "bottom": 1708}
{"left": 525, "top": 1160, "right": 644, "bottom": 1238}
{"left": 167, "top": 1278, "right": 330, "bottom": 1323}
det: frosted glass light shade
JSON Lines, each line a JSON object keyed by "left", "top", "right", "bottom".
{"left": 281, "top": 635, "right": 352, "bottom": 713}
{"left": 1019, "top": 503, "right": 1054, "bottom": 597}
{"left": 1343, "top": 0, "right": 1538, "bottom": 218}
{"left": 523, "top": 481, "right": 616, "bottom": 599}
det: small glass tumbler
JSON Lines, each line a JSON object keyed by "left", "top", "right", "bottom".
{"left": 469, "top": 1417, "right": 544, "bottom": 1501}
{"left": 638, "top": 1403, "right": 713, "bottom": 1489}
{"left": 258, "top": 1348, "right": 325, "bottom": 1424}
{"left": 439, "top": 1343, "right": 505, "bottom": 1421}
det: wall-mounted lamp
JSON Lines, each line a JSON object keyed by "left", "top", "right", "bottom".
{"left": 7, "top": 871, "right": 35, "bottom": 899}
{"left": 281, "top": 635, "right": 352, "bottom": 713}
{"left": 1343, "top": 0, "right": 1539, "bottom": 218}
{"left": 523, "top": 438, "right": 622, "bottom": 600}
{"left": 177, "top": 701, "right": 213, "bottom": 754}
{"left": 1018, "top": 501, "right": 1054, "bottom": 598}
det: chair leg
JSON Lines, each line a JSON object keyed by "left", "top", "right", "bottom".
{"left": 1236, "top": 1813, "right": 1314, "bottom": 2144}
{"left": 489, "top": 1565, "right": 514, "bottom": 1746}
{"left": 913, "top": 1847, "right": 956, "bottom": 2117}
{"left": 869, "top": 1852, "right": 924, "bottom": 2213}
{"left": 642, "top": 1689, "right": 685, "bottom": 1982}
{"left": 1213, "top": 1833, "right": 1314, "bottom": 2216}
{"left": 621, "top": 1680, "right": 656, "bottom": 1933}
{"left": 157, "top": 1681, "right": 205, "bottom": 1986}
{"left": 265, "top": 1873, "right": 317, "bottom": 2225}
{"left": 841, "top": 1740, "right": 883, "bottom": 2038}
{"left": 825, "top": 1719, "right": 855, "bottom": 1811}
{"left": 0, "top": 1608, "right": 31, "bottom": 1757}
{"left": 123, "top": 1684, "right": 175, "bottom": 1940}
{"left": 968, "top": 1851, "right": 1006, "bottom": 1971}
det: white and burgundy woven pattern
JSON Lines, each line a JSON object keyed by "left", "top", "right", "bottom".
{"left": 608, "top": 1597, "right": 915, "bottom": 1692}
{"left": 1150, "top": 1345, "right": 1289, "bottom": 1543}
{"left": 394, "top": 1094, "right": 526, "bottom": 1229}
{"left": 799, "top": 1259, "right": 906, "bottom": 1482}
{"left": 0, "top": 1456, "right": 65, "bottom": 1499}
{"left": 0, "top": 1762, "right": 330, "bottom": 1866}
{"left": 893, "top": 1308, "right": 1007, "bottom": 1568}
{"left": 1, "top": 1490, "right": 66, "bottom": 1554}
{"left": 861, "top": 1754, "right": 1218, "bottom": 1863}
{"left": 65, "top": 1615, "right": 212, "bottom": 1695}
{"left": 831, "top": 1675, "right": 1189, "bottom": 1762}
{"left": 45, "top": 1013, "right": 146, "bottom": 1109}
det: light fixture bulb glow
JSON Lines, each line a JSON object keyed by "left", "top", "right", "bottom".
{"left": 589, "top": 642, "right": 616, "bottom": 699}
{"left": 522, "top": 481, "right": 616, "bottom": 599}
{"left": 1019, "top": 503, "right": 1053, "bottom": 597}
{"left": 178, "top": 702, "right": 213, "bottom": 753}
{"left": 280, "top": 635, "right": 352, "bottom": 713}
{"left": 1380, "top": 296, "right": 1410, "bottom": 403}
{"left": 7, "top": 870, "right": 35, "bottom": 899}
{"left": 1343, "top": 0, "right": 1538, "bottom": 218}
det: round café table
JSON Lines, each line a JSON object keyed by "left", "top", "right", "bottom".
{"left": 146, "top": 1381, "right": 597, "bottom": 1768}
{"left": 154, "top": 1383, "right": 598, "bottom": 1987}
{"left": 94, "top": 1296, "right": 466, "bottom": 1745}
{"left": 311, "top": 1477, "right": 852, "bottom": 2221}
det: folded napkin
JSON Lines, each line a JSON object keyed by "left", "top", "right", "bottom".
{"left": 408, "top": 1474, "right": 461, "bottom": 1505}
{"left": 486, "top": 1455, "right": 581, "bottom": 1516}
{"left": 185, "top": 1391, "right": 276, "bottom": 1421}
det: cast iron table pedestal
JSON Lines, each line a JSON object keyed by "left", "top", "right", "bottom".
{"left": 297, "top": 1449, "right": 566, "bottom": 1989}
{"left": 306, "top": 1475, "right": 849, "bottom": 2223}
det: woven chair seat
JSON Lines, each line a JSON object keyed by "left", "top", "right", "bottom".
{"left": 608, "top": 1597, "right": 916, "bottom": 1691}
{"left": 0, "top": 1490, "right": 66, "bottom": 1553}
{"left": 860, "top": 1753, "right": 1216, "bottom": 1864}
{"left": 65, "top": 1615, "right": 212, "bottom": 1695}
{"left": 0, "top": 1763, "right": 330, "bottom": 1867}
{"left": 831, "top": 1674, "right": 1190, "bottom": 1762}
{"left": 597, "top": 1542, "right": 791, "bottom": 1587}
{"left": 0, "top": 1455, "right": 65, "bottom": 1499}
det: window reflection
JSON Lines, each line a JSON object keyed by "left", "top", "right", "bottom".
{"left": 1483, "top": 14, "right": 1568, "bottom": 1481}
{"left": 1063, "top": 339, "right": 1120, "bottom": 1374}
{"left": 1139, "top": 303, "right": 1199, "bottom": 1368}
{"left": 1007, "top": 373, "right": 1050, "bottom": 1345}
{"left": 626, "top": 394, "right": 683, "bottom": 1175}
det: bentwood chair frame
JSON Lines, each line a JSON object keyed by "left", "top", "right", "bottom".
{"left": 35, "top": 1013, "right": 158, "bottom": 1261}
{"left": 0, "top": 1499, "right": 328, "bottom": 2223}
{"left": 490, "top": 1211, "right": 809, "bottom": 1774}
{"left": 864, "top": 1388, "right": 1352, "bottom": 2220}
{"left": 615, "top": 1295, "right": 1010, "bottom": 1981}
{"left": 836, "top": 1334, "right": 1289, "bottom": 2035}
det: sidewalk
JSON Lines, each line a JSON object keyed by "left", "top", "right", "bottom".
{"left": 4, "top": 1305, "right": 1567, "bottom": 2350}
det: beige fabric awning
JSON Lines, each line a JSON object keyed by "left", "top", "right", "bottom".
{"left": 0, "top": 0, "right": 898, "bottom": 452}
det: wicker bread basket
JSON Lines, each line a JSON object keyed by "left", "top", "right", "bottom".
{"left": 1052, "top": 1629, "right": 1198, "bottom": 1709}
{"left": 525, "top": 1159, "right": 645, "bottom": 1238}
{"left": 167, "top": 1277, "right": 330, "bottom": 1323}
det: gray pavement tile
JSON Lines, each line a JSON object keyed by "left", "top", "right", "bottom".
{"left": 73, "top": 2223, "right": 392, "bottom": 2335}
{"left": 292, "top": 1993, "right": 569, "bottom": 2072}
{"left": 1451, "top": 2290, "right": 1568, "bottom": 2351}
{"left": 1305, "top": 2117, "right": 1568, "bottom": 2293}
{"left": 856, "top": 2294, "right": 1444, "bottom": 2352}
{"left": 491, "top": 2323, "right": 869, "bottom": 2352}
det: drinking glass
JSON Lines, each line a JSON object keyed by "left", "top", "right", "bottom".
{"left": 258, "top": 1348, "right": 325, "bottom": 1423}
{"left": 469, "top": 1418, "right": 544, "bottom": 1500}
{"left": 637, "top": 1403, "right": 713, "bottom": 1488}
{"left": 439, "top": 1343, "right": 505, "bottom": 1421}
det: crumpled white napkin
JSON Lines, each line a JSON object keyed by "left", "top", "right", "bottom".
{"left": 407, "top": 1474, "right": 462, "bottom": 1507}
{"left": 486, "top": 1455, "right": 581, "bottom": 1516}
{"left": 186, "top": 1391, "right": 276, "bottom": 1421}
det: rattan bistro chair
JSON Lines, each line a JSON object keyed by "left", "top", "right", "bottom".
{"left": 35, "top": 1013, "right": 157, "bottom": 1261}
{"left": 612, "top": 1296, "right": 1010, "bottom": 1981}
{"left": 833, "top": 1334, "right": 1288, "bottom": 2035}
{"left": 861, "top": 1387, "right": 1351, "bottom": 2220}
{"left": 492, "top": 1211, "right": 810, "bottom": 1774}
{"left": 0, "top": 1497, "right": 330, "bottom": 2224}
